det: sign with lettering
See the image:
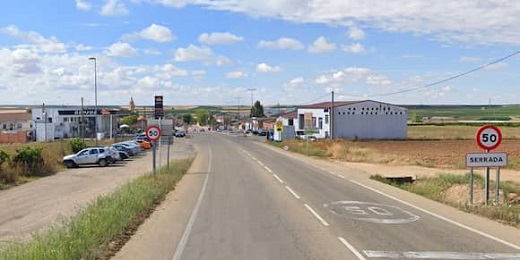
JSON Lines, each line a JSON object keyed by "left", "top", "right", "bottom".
{"left": 154, "top": 95, "right": 164, "bottom": 118}
{"left": 476, "top": 125, "right": 502, "bottom": 151}
{"left": 466, "top": 152, "right": 507, "bottom": 167}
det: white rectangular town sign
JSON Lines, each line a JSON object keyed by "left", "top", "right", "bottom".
{"left": 466, "top": 152, "right": 508, "bottom": 167}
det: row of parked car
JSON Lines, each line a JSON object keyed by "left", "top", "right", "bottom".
{"left": 62, "top": 140, "right": 148, "bottom": 168}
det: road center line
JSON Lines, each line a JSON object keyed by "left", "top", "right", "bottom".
{"left": 172, "top": 148, "right": 212, "bottom": 260}
{"left": 284, "top": 185, "right": 301, "bottom": 199}
{"left": 349, "top": 179, "right": 520, "bottom": 251}
{"left": 338, "top": 237, "right": 366, "bottom": 260}
{"left": 257, "top": 161, "right": 265, "bottom": 167}
{"left": 304, "top": 203, "right": 329, "bottom": 226}
{"left": 263, "top": 166, "right": 273, "bottom": 173}
{"left": 272, "top": 173, "right": 284, "bottom": 184}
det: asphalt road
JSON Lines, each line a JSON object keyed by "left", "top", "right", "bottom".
{"left": 117, "top": 132, "right": 520, "bottom": 260}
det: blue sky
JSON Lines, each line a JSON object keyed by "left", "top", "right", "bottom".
{"left": 1, "top": 0, "right": 520, "bottom": 107}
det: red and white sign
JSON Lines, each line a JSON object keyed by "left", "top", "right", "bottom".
{"left": 145, "top": 125, "right": 162, "bottom": 141}
{"left": 475, "top": 125, "right": 502, "bottom": 151}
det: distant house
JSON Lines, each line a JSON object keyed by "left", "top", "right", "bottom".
{"left": 289, "top": 100, "right": 407, "bottom": 140}
{"left": 0, "top": 110, "right": 32, "bottom": 132}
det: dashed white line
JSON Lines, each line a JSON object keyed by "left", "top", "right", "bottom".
{"left": 337, "top": 174, "right": 346, "bottom": 179}
{"left": 263, "top": 166, "right": 273, "bottom": 173}
{"left": 304, "top": 203, "right": 329, "bottom": 226}
{"left": 338, "top": 237, "right": 366, "bottom": 260}
{"left": 272, "top": 173, "right": 284, "bottom": 184}
{"left": 257, "top": 161, "right": 265, "bottom": 167}
{"left": 349, "top": 179, "right": 520, "bottom": 251}
{"left": 250, "top": 156, "right": 257, "bottom": 161}
{"left": 284, "top": 186, "right": 301, "bottom": 199}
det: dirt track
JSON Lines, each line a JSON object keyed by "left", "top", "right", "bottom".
{"left": 0, "top": 139, "right": 195, "bottom": 243}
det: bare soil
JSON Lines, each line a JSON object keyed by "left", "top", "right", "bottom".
{"left": 333, "top": 139, "right": 520, "bottom": 169}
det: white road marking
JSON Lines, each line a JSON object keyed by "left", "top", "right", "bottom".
{"left": 172, "top": 148, "right": 212, "bottom": 260}
{"left": 349, "top": 179, "right": 520, "bottom": 251}
{"left": 250, "top": 156, "right": 257, "bottom": 161}
{"left": 304, "top": 203, "right": 329, "bottom": 226}
{"left": 328, "top": 170, "right": 337, "bottom": 175}
{"left": 363, "top": 250, "right": 520, "bottom": 259}
{"left": 337, "top": 174, "right": 346, "bottom": 179}
{"left": 284, "top": 186, "right": 301, "bottom": 199}
{"left": 273, "top": 173, "right": 284, "bottom": 184}
{"left": 257, "top": 161, "right": 265, "bottom": 167}
{"left": 263, "top": 166, "right": 273, "bottom": 173}
{"left": 338, "top": 237, "right": 366, "bottom": 260}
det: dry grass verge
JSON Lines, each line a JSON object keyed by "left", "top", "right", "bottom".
{"left": 0, "top": 158, "right": 194, "bottom": 260}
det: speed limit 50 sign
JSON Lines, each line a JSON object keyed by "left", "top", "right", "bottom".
{"left": 145, "top": 125, "right": 162, "bottom": 141}
{"left": 476, "top": 125, "right": 502, "bottom": 151}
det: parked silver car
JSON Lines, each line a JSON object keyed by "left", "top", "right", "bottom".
{"left": 62, "top": 147, "right": 112, "bottom": 168}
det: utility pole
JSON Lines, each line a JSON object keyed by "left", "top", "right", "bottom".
{"left": 247, "top": 88, "right": 256, "bottom": 117}
{"left": 331, "top": 91, "right": 335, "bottom": 139}
{"left": 247, "top": 88, "right": 256, "bottom": 131}
{"left": 81, "top": 97, "right": 85, "bottom": 145}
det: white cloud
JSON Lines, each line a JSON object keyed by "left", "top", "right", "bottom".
{"left": 308, "top": 36, "right": 336, "bottom": 53}
{"left": 459, "top": 56, "right": 481, "bottom": 63}
{"left": 366, "top": 75, "right": 392, "bottom": 86}
{"left": 174, "top": 45, "right": 212, "bottom": 62}
{"left": 1, "top": 25, "right": 66, "bottom": 53}
{"left": 155, "top": 0, "right": 190, "bottom": 8}
{"left": 215, "top": 56, "right": 232, "bottom": 66}
{"left": 226, "top": 70, "right": 248, "bottom": 79}
{"left": 143, "top": 49, "right": 162, "bottom": 55}
{"left": 140, "top": 24, "right": 174, "bottom": 43}
{"left": 484, "top": 62, "right": 507, "bottom": 71}
{"left": 341, "top": 43, "right": 365, "bottom": 53}
{"left": 283, "top": 77, "right": 305, "bottom": 92}
{"left": 105, "top": 42, "right": 138, "bottom": 57}
{"left": 256, "top": 63, "right": 282, "bottom": 72}
{"left": 315, "top": 67, "right": 372, "bottom": 84}
{"left": 101, "top": 0, "right": 128, "bottom": 16}
{"left": 199, "top": 32, "right": 244, "bottom": 45}
{"left": 76, "top": 44, "right": 93, "bottom": 52}
{"left": 187, "top": 1, "right": 520, "bottom": 45}
{"left": 257, "top": 37, "right": 304, "bottom": 50}
{"left": 348, "top": 27, "right": 365, "bottom": 40}
{"left": 76, "top": 0, "right": 91, "bottom": 11}
{"left": 174, "top": 45, "right": 231, "bottom": 66}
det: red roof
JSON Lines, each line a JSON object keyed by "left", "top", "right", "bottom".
{"left": 280, "top": 110, "right": 297, "bottom": 119}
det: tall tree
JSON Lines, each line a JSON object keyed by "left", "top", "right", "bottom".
{"left": 182, "top": 113, "right": 193, "bottom": 125}
{"left": 195, "top": 109, "right": 210, "bottom": 125}
{"left": 250, "top": 100, "right": 265, "bottom": 118}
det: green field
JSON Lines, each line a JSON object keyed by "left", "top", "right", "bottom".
{"left": 406, "top": 105, "right": 520, "bottom": 121}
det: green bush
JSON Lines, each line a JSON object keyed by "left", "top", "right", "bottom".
{"left": 69, "top": 138, "right": 86, "bottom": 154}
{"left": 0, "top": 150, "right": 9, "bottom": 166}
{"left": 11, "top": 146, "right": 47, "bottom": 177}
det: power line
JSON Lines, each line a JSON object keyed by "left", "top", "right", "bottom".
{"left": 367, "top": 50, "right": 520, "bottom": 98}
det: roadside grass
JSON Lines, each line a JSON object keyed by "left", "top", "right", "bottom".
{"left": 0, "top": 157, "right": 194, "bottom": 260}
{"left": 370, "top": 173, "right": 520, "bottom": 226}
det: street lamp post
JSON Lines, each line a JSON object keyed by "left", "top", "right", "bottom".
{"left": 247, "top": 88, "right": 256, "bottom": 130}
{"left": 89, "top": 57, "right": 98, "bottom": 146}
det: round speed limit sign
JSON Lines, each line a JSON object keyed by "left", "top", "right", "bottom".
{"left": 145, "top": 125, "right": 162, "bottom": 141}
{"left": 476, "top": 125, "right": 502, "bottom": 151}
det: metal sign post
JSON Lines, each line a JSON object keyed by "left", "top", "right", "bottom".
{"left": 468, "top": 125, "right": 505, "bottom": 205}
{"left": 146, "top": 125, "right": 162, "bottom": 175}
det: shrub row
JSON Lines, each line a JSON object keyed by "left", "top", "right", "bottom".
{"left": 0, "top": 138, "right": 87, "bottom": 187}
